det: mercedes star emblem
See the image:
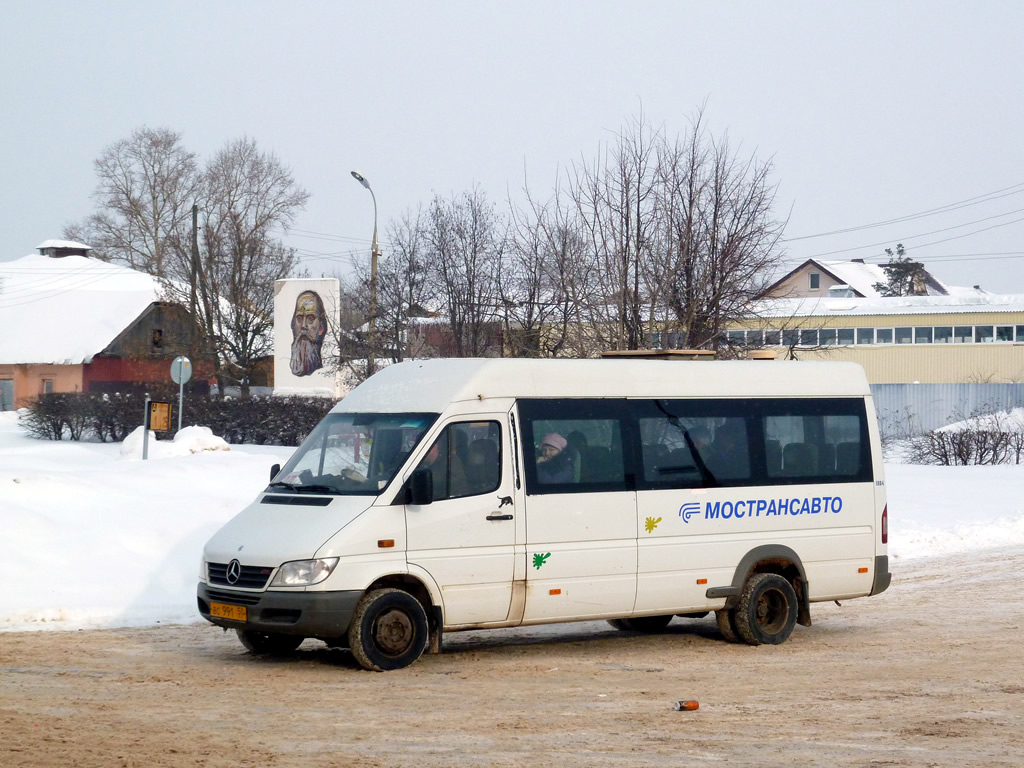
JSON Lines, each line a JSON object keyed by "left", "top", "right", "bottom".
{"left": 226, "top": 559, "right": 242, "bottom": 585}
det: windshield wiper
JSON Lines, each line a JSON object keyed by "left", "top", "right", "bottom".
{"left": 267, "top": 481, "right": 337, "bottom": 494}
{"left": 291, "top": 484, "right": 338, "bottom": 494}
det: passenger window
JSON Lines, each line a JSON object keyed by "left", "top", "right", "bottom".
{"left": 765, "top": 413, "right": 863, "bottom": 479}
{"left": 638, "top": 417, "right": 700, "bottom": 487}
{"left": 700, "top": 417, "right": 750, "bottom": 481}
{"left": 533, "top": 419, "right": 623, "bottom": 485}
{"left": 634, "top": 403, "right": 751, "bottom": 488}
{"left": 414, "top": 421, "right": 501, "bottom": 501}
{"left": 518, "top": 400, "right": 627, "bottom": 494}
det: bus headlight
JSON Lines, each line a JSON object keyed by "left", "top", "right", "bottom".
{"left": 270, "top": 557, "right": 340, "bottom": 587}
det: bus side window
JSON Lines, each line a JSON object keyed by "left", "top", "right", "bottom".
{"left": 423, "top": 421, "right": 503, "bottom": 500}
{"left": 517, "top": 400, "right": 628, "bottom": 495}
{"left": 764, "top": 410, "right": 867, "bottom": 482}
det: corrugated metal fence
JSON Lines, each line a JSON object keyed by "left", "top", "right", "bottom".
{"left": 870, "top": 383, "right": 1024, "bottom": 437}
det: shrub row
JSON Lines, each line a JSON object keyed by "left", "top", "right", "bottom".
{"left": 905, "top": 427, "right": 1024, "bottom": 466}
{"left": 18, "top": 390, "right": 336, "bottom": 447}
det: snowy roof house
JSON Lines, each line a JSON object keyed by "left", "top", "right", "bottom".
{"left": 762, "top": 258, "right": 987, "bottom": 301}
{"left": 0, "top": 251, "right": 175, "bottom": 365}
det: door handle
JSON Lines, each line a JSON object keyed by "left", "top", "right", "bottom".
{"left": 486, "top": 513, "right": 513, "bottom": 521}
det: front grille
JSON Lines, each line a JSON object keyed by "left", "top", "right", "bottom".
{"left": 208, "top": 562, "right": 273, "bottom": 589}
{"left": 205, "top": 587, "right": 262, "bottom": 606}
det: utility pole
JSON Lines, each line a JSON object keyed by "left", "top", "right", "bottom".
{"left": 190, "top": 203, "right": 199, "bottom": 365}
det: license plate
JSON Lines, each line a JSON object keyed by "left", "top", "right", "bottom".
{"left": 210, "top": 602, "right": 247, "bottom": 621}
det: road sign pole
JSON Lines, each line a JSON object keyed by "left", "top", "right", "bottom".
{"left": 170, "top": 357, "right": 193, "bottom": 435}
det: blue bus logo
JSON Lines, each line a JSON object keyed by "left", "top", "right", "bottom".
{"left": 679, "top": 503, "right": 701, "bottom": 523}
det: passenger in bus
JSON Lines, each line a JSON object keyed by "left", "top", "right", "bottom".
{"left": 417, "top": 438, "right": 465, "bottom": 500}
{"left": 706, "top": 421, "right": 749, "bottom": 479}
{"left": 536, "top": 432, "right": 576, "bottom": 484}
{"left": 462, "top": 438, "right": 500, "bottom": 495}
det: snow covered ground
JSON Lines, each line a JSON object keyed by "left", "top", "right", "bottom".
{"left": 1, "top": 410, "right": 1022, "bottom": 633}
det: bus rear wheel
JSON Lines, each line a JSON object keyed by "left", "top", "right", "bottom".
{"left": 716, "top": 609, "right": 741, "bottom": 643}
{"left": 734, "top": 573, "right": 798, "bottom": 646}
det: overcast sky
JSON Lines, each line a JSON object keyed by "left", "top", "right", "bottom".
{"left": 3, "top": 1, "right": 1023, "bottom": 292}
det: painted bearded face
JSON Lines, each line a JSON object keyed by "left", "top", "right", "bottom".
{"left": 290, "top": 291, "right": 326, "bottom": 376}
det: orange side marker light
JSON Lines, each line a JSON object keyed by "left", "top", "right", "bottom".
{"left": 696, "top": 578, "right": 708, "bottom": 585}
{"left": 858, "top": 567, "right": 868, "bottom": 573}
{"left": 549, "top": 588, "right": 562, "bottom": 596}
{"left": 378, "top": 539, "right": 395, "bottom": 548}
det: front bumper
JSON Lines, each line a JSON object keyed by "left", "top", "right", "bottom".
{"left": 197, "top": 583, "right": 362, "bottom": 639}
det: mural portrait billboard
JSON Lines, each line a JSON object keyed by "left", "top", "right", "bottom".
{"left": 274, "top": 278, "right": 342, "bottom": 398}
{"left": 290, "top": 289, "right": 327, "bottom": 376}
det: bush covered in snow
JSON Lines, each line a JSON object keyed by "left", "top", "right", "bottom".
{"left": 18, "top": 391, "right": 335, "bottom": 446}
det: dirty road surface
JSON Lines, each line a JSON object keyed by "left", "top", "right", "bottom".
{"left": 2, "top": 547, "right": 1022, "bottom": 767}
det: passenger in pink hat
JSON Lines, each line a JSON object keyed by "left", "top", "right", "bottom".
{"left": 536, "top": 432, "right": 575, "bottom": 484}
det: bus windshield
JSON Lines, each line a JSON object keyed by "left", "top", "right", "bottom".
{"left": 269, "top": 412, "right": 438, "bottom": 496}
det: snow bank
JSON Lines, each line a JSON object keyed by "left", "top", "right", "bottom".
{"left": 119, "top": 425, "right": 231, "bottom": 459}
{"left": 884, "top": 463, "right": 1024, "bottom": 560}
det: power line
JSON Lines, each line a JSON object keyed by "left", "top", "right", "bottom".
{"left": 886, "top": 252, "right": 1024, "bottom": 265}
{"left": 287, "top": 228, "right": 376, "bottom": 246}
{"left": 784, "top": 181, "right": 1024, "bottom": 241}
{"left": 800, "top": 211, "right": 1024, "bottom": 260}
{"left": 779, "top": 250, "right": 1024, "bottom": 268}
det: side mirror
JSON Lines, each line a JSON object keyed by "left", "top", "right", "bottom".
{"left": 270, "top": 463, "right": 281, "bottom": 482}
{"left": 408, "top": 468, "right": 434, "bottom": 506}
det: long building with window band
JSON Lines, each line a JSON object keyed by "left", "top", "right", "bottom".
{"left": 728, "top": 294, "right": 1024, "bottom": 384}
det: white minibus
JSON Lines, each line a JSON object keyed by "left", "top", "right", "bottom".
{"left": 198, "top": 358, "right": 890, "bottom": 670}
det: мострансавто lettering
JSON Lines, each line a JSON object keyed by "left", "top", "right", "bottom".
{"left": 697, "top": 496, "right": 844, "bottom": 520}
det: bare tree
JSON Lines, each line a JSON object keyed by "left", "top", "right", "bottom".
{"left": 67, "top": 128, "right": 309, "bottom": 396}
{"left": 568, "top": 114, "right": 663, "bottom": 351}
{"left": 318, "top": 274, "right": 373, "bottom": 386}
{"left": 501, "top": 178, "right": 596, "bottom": 357}
{"left": 161, "top": 138, "right": 309, "bottom": 395}
{"left": 379, "top": 208, "right": 430, "bottom": 362}
{"left": 425, "top": 187, "right": 505, "bottom": 357}
{"left": 659, "top": 113, "right": 786, "bottom": 351}
{"left": 65, "top": 126, "right": 199, "bottom": 275}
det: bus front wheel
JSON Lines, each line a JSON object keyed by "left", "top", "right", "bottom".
{"left": 348, "top": 588, "right": 429, "bottom": 671}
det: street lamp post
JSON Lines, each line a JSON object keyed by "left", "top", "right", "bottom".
{"left": 351, "top": 170, "right": 379, "bottom": 377}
